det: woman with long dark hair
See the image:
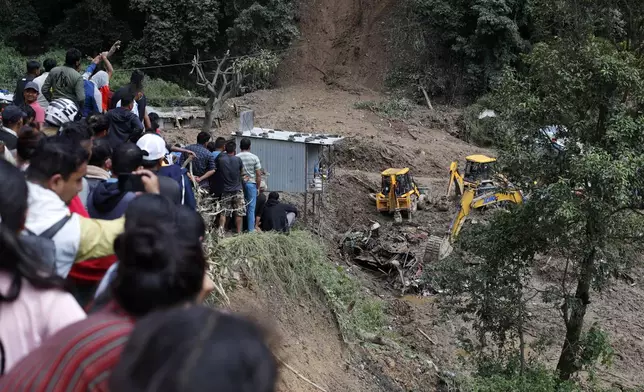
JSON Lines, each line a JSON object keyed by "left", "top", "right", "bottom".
{"left": 0, "top": 194, "right": 209, "bottom": 391}
{"left": 0, "top": 159, "right": 85, "bottom": 374}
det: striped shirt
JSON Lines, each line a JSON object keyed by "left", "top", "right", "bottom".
{"left": 237, "top": 151, "right": 262, "bottom": 184}
{"left": 0, "top": 304, "right": 133, "bottom": 392}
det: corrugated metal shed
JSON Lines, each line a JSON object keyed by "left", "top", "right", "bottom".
{"left": 234, "top": 127, "right": 343, "bottom": 193}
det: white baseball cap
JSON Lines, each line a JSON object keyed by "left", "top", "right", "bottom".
{"left": 137, "top": 133, "right": 169, "bottom": 161}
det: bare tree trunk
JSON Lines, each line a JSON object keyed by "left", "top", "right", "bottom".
{"left": 556, "top": 247, "right": 595, "bottom": 380}
{"left": 203, "top": 96, "right": 216, "bottom": 132}
{"left": 192, "top": 51, "right": 242, "bottom": 133}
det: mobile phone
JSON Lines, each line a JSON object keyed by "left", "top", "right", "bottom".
{"left": 118, "top": 174, "right": 145, "bottom": 193}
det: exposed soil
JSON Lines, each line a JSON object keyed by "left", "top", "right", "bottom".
{"left": 278, "top": 0, "right": 398, "bottom": 89}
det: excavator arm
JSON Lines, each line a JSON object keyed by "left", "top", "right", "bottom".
{"left": 447, "top": 161, "right": 464, "bottom": 197}
{"left": 449, "top": 189, "right": 523, "bottom": 241}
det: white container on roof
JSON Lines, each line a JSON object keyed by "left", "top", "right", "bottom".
{"left": 234, "top": 127, "right": 344, "bottom": 145}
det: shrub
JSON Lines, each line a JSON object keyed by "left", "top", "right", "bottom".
{"left": 212, "top": 231, "right": 384, "bottom": 341}
{"left": 234, "top": 50, "right": 281, "bottom": 92}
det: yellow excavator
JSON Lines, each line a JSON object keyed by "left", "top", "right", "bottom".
{"left": 376, "top": 168, "right": 422, "bottom": 223}
{"left": 447, "top": 154, "right": 497, "bottom": 197}
{"left": 425, "top": 157, "right": 523, "bottom": 263}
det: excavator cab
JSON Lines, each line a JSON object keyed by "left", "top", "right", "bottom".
{"left": 463, "top": 155, "right": 496, "bottom": 183}
{"left": 376, "top": 168, "right": 421, "bottom": 219}
{"left": 447, "top": 154, "right": 497, "bottom": 197}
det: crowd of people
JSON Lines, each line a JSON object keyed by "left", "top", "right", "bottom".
{"left": 0, "top": 47, "right": 301, "bottom": 391}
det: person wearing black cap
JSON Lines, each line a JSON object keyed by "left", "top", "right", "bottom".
{"left": 13, "top": 60, "right": 40, "bottom": 107}
{"left": 1, "top": 105, "right": 25, "bottom": 164}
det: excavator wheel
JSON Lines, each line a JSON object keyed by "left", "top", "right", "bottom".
{"left": 423, "top": 235, "right": 453, "bottom": 264}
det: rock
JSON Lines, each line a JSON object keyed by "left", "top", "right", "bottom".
{"left": 385, "top": 357, "right": 396, "bottom": 369}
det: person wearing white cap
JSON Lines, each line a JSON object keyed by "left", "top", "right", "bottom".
{"left": 137, "top": 134, "right": 195, "bottom": 209}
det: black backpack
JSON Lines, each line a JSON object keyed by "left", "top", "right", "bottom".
{"left": 20, "top": 215, "right": 71, "bottom": 275}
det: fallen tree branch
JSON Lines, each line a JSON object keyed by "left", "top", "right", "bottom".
{"left": 420, "top": 86, "right": 434, "bottom": 111}
{"left": 278, "top": 358, "right": 329, "bottom": 392}
{"left": 418, "top": 328, "right": 436, "bottom": 345}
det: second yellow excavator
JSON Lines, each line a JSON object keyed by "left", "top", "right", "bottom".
{"left": 424, "top": 182, "right": 524, "bottom": 263}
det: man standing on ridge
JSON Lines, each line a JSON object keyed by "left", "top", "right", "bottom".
{"left": 42, "top": 48, "right": 85, "bottom": 111}
{"left": 237, "top": 137, "right": 262, "bottom": 232}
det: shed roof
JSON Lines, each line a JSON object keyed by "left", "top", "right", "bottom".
{"left": 234, "top": 128, "right": 344, "bottom": 145}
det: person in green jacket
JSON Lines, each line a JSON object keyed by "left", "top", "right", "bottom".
{"left": 42, "top": 48, "right": 85, "bottom": 111}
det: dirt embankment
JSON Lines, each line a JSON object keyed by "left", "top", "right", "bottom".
{"left": 278, "top": 0, "right": 399, "bottom": 89}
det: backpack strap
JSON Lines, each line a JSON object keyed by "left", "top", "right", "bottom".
{"left": 40, "top": 215, "right": 72, "bottom": 240}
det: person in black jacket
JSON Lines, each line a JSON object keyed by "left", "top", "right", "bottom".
{"left": 260, "top": 192, "right": 298, "bottom": 233}
{"left": 13, "top": 60, "right": 40, "bottom": 107}
{"left": 105, "top": 94, "right": 143, "bottom": 149}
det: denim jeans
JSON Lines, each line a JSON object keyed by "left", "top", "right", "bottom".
{"left": 244, "top": 182, "right": 257, "bottom": 232}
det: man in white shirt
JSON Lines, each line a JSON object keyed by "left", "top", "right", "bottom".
{"left": 33, "top": 58, "right": 57, "bottom": 109}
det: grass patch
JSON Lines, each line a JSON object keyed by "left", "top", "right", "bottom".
{"left": 0, "top": 44, "right": 66, "bottom": 90}
{"left": 353, "top": 97, "right": 415, "bottom": 119}
{"left": 211, "top": 231, "right": 384, "bottom": 341}
{"left": 110, "top": 71, "right": 205, "bottom": 107}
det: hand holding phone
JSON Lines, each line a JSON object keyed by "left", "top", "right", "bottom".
{"left": 118, "top": 174, "right": 145, "bottom": 193}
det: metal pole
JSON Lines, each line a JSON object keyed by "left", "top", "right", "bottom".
{"left": 304, "top": 148, "right": 308, "bottom": 221}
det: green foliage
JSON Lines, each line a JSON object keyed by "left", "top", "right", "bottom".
{"left": 0, "top": 44, "right": 66, "bottom": 90}
{"left": 451, "top": 34, "right": 644, "bottom": 380}
{"left": 394, "top": 0, "right": 532, "bottom": 98}
{"left": 353, "top": 98, "right": 415, "bottom": 119}
{"left": 234, "top": 50, "right": 281, "bottom": 92}
{"left": 114, "top": 73, "right": 202, "bottom": 107}
{"left": 464, "top": 362, "right": 582, "bottom": 392}
{"left": 50, "top": 0, "right": 130, "bottom": 55}
{"left": 225, "top": 0, "right": 299, "bottom": 54}
{"left": 126, "top": 0, "right": 222, "bottom": 66}
{"left": 214, "top": 231, "right": 384, "bottom": 341}
{"left": 0, "top": 0, "right": 42, "bottom": 51}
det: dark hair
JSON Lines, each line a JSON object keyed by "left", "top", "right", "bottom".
{"left": 112, "top": 142, "right": 143, "bottom": 174}
{"left": 65, "top": 48, "right": 82, "bottom": 67}
{"left": 130, "top": 70, "right": 145, "bottom": 89}
{"left": 177, "top": 206, "right": 206, "bottom": 243}
{"left": 225, "top": 141, "right": 236, "bottom": 154}
{"left": 240, "top": 137, "right": 251, "bottom": 150}
{"left": 26, "top": 60, "right": 40, "bottom": 74}
{"left": 87, "top": 113, "right": 110, "bottom": 136}
{"left": 206, "top": 141, "right": 216, "bottom": 152}
{"left": 89, "top": 138, "right": 112, "bottom": 167}
{"left": 197, "top": 132, "right": 211, "bottom": 145}
{"left": 120, "top": 94, "right": 135, "bottom": 108}
{"left": 268, "top": 192, "right": 279, "bottom": 201}
{"left": 17, "top": 126, "right": 44, "bottom": 163}
{"left": 0, "top": 159, "right": 65, "bottom": 303}
{"left": 214, "top": 137, "right": 226, "bottom": 150}
{"left": 112, "top": 195, "right": 205, "bottom": 317}
{"left": 22, "top": 104, "right": 36, "bottom": 123}
{"left": 27, "top": 136, "right": 90, "bottom": 182}
{"left": 148, "top": 112, "right": 160, "bottom": 130}
{"left": 43, "top": 58, "right": 57, "bottom": 72}
{"left": 59, "top": 120, "right": 92, "bottom": 143}
{"left": 109, "top": 306, "right": 278, "bottom": 392}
